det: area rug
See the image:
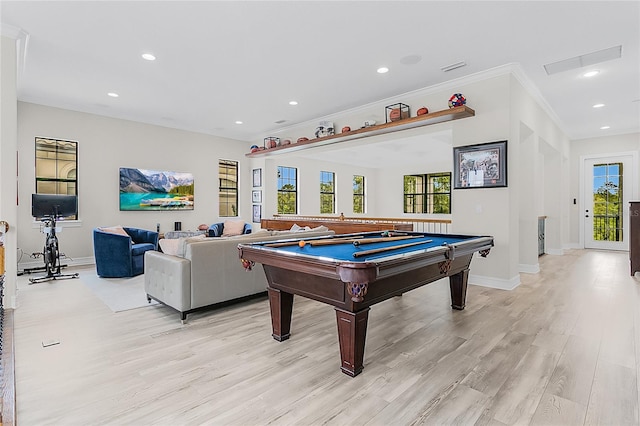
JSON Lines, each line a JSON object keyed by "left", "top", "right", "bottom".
{"left": 81, "top": 270, "right": 158, "bottom": 312}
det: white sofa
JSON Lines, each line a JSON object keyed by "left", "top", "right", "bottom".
{"left": 144, "top": 227, "right": 334, "bottom": 321}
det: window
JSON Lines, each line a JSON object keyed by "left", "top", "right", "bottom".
{"left": 353, "top": 175, "right": 365, "bottom": 214}
{"left": 35, "top": 137, "right": 78, "bottom": 219}
{"left": 320, "top": 171, "right": 335, "bottom": 214}
{"left": 277, "top": 166, "right": 297, "bottom": 214}
{"left": 404, "top": 172, "right": 451, "bottom": 214}
{"left": 219, "top": 159, "right": 238, "bottom": 217}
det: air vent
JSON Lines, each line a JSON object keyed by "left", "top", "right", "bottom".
{"left": 440, "top": 61, "right": 466, "bottom": 72}
{"left": 544, "top": 45, "right": 622, "bottom": 75}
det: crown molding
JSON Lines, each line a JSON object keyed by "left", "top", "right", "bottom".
{"left": 1, "top": 24, "right": 29, "bottom": 86}
{"left": 1, "top": 23, "right": 22, "bottom": 39}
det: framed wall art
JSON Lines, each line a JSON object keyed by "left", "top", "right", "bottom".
{"left": 253, "top": 168, "right": 262, "bottom": 187}
{"left": 119, "top": 167, "right": 194, "bottom": 211}
{"left": 252, "top": 204, "right": 262, "bottom": 223}
{"left": 453, "top": 140, "right": 507, "bottom": 189}
{"left": 252, "top": 190, "right": 262, "bottom": 203}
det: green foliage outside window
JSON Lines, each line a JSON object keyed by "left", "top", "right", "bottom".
{"left": 404, "top": 173, "right": 451, "bottom": 214}
{"left": 353, "top": 175, "right": 365, "bottom": 214}
{"left": 320, "top": 171, "right": 335, "bottom": 214}
{"left": 592, "top": 163, "right": 623, "bottom": 241}
{"left": 277, "top": 166, "right": 297, "bottom": 214}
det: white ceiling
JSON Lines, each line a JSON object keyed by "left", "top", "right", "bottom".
{"left": 1, "top": 1, "right": 639, "bottom": 147}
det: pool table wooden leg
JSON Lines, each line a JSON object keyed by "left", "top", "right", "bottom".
{"left": 335, "top": 307, "right": 370, "bottom": 377}
{"left": 449, "top": 268, "right": 469, "bottom": 310}
{"left": 268, "top": 287, "right": 293, "bottom": 341}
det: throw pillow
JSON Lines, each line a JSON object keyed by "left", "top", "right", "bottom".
{"left": 99, "top": 225, "right": 129, "bottom": 237}
{"left": 159, "top": 238, "right": 181, "bottom": 256}
{"left": 222, "top": 220, "right": 246, "bottom": 237}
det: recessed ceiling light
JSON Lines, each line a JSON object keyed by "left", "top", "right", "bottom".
{"left": 583, "top": 70, "right": 600, "bottom": 78}
{"left": 593, "top": 103, "right": 605, "bottom": 108}
{"left": 377, "top": 67, "right": 389, "bottom": 74}
{"left": 107, "top": 92, "right": 119, "bottom": 98}
{"left": 289, "top": 101, "right": 298, "bottom": 105}
{"left": 142, "top": 53, "right": 156, "bottom": 61}
{"left": 600, "top": 125, "right": 610, "bottom": 130}
{"left": 235, "top": 121, "right": 243, "bottom": 125}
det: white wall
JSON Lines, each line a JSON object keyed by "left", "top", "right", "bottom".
{"left": 17, "top": 102, "right": 251, "bottom": 267}
{"left": 1, "top": 35, "right": 19, "bottom": 307}
{"left": 568, "top": 133, "right": 640, "bottom": 246}
{"left": 259, "top": 157, "right": 376, "bottom": 220}
{"left": 508, "top": 73, "right": 571, "bottom": 276}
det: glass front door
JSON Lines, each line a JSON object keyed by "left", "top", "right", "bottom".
{"left": 584, "top": 156, "right": 632, "bottom": 250}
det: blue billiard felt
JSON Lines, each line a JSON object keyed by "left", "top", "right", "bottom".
{"left": 262, "top": 234, "right": 472, "bottom": 262}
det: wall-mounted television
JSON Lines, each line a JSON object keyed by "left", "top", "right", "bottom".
{"left": 119, "top": 167, "right": 194, "bottom": 211}
{"left": 32, "top": 194, "right": 78, "bottom": 218}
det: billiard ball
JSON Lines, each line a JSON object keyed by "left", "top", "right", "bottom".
{"left": 298, "top": 240, "right": 306, "bottom": 248}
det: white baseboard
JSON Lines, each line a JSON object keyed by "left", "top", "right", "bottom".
{"left": 563, "top": 243, "right": 581, "bottom": 250}
{"left": 19, "top": 256, "right": 94, "bottom": 271}
{"left": 518, "top": 263, "right": 540, "bottom": 274}
{"left": 545, "top": 248, "right": 564, "bottom": 256}
{"left": 469, "top": 273, "right": 520, "bottom": 290}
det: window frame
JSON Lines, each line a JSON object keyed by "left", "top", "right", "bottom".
{"left": 320, "top": 170, "right": 336, "bottom": 214}
{"left": 403, "top": 172, "right": 451, "bottom": 214}
{"left": 277, "top": 166, "right": 298, "bottom": 214}
{"left": 353, "top": 175, "right": 365, "bottom": 214}
{"left": 34, "top": 137, "right": 78, "bottom": 220}
{"left": 218, "top": 159, "right": 239, "bottom": 217}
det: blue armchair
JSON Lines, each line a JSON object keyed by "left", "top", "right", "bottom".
{"left": 208, "top": 222, "right": 252, "bottom": 237}
{"left": 93, "top": 227, "right": 159, "bottom": 277}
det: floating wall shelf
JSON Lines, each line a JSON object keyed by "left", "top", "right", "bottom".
{"left": 246, "top": 105, "right": 475, "bottom": 158}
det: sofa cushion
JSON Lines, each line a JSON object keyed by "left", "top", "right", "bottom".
{"left": 222, "top": 219, "right": 246, "bottom": 237}
{"left": 99, "top": 225, "right": 130, "bottom": 237}
{"left": 159, "top": 238, "right": 181, "bottom": 255}
{"left": 177, "top": 234, "right": 208, "bottom": 257}
{"left": 131, "top": 242, "right": 155, "bottom": 256}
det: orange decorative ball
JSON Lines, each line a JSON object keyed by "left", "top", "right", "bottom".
{"left": 417, "top": 107, "right": 429, "bottom": 116}
{"left": 341, "top": 126, "right": 351, "bottom": 133}
{"left": 389, "top": 108, "right": 409, "bottom": 121}
{"left": 298, "top": 240, "right": 306, "bottom": 248}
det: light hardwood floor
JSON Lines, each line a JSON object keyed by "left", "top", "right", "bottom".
{"left": 13, "top": 249, "right": 640, "bottom": 425}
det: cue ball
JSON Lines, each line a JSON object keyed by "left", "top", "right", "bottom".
{"left": 298, "top": 240, "right": 306, "bottom": 248}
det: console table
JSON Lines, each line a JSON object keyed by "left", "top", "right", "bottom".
{"left": 261, "top": 218, "right": 412, "bottom": 234}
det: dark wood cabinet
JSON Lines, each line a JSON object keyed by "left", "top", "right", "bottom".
{"left": 631, "top": 201, "right": 640, "bottom": 276}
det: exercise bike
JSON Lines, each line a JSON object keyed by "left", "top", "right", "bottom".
{"left": 28, "top": 215, "right": 79, "bottom": 284}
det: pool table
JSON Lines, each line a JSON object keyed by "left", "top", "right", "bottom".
{"left": 237, "top": 231, "right": 493, "bottom": 376}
